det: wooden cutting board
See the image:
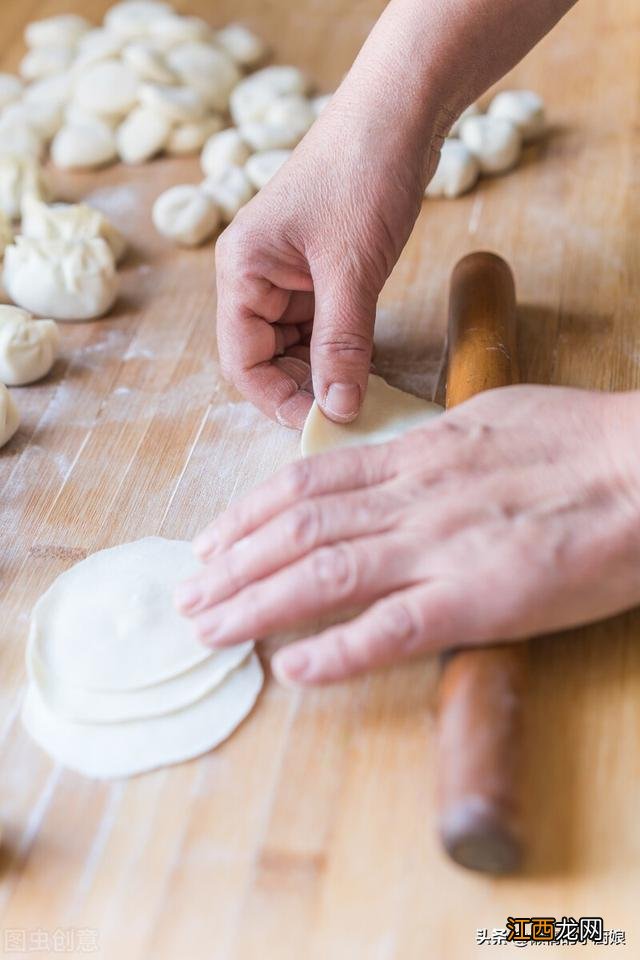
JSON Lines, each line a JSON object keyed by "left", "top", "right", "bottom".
{"left": 1, "top": 0, "right": 639, "bottom": 957}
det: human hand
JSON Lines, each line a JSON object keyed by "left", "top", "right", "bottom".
{"left": 175, "top": 385, "right": 640, "bottom": 685}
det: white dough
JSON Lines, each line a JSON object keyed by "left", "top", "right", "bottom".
{"left": 2, "top": 100, "right": 63, "bottom": 141}
{"left": 152, "top": 184, "right": 220, "bottom": 247}
{"left": 0, "top": 210, "right": 12, "bottom": 255}
{"left": 201, "top": 127, "right": 251, "bottom": 180}
{"left": 201, "top": 165, "right": 254, "bottom": 223}
{"left": 0, "top": 120, "right": 44, "bottom": 160}
{"left": 73, "top": 29, "right": 124, "bottom": 71}
{"left": 23, "top": 72, "right": 74, "bottom": 109}
{"left": 230, "top": 65, "right": 308, "bottom": 126}
{"left": 425, "top": 139, "right": 479, "bottom": 198}
{"left": 148, "top": 15, "right": 210, "bottom": 50}
{"left": 166, "top": 42, "right": 240, "bottom": 112}
{"left": 488, "top": 89, "right": 546, "bottom": 142}
{"left": 240, "top": 93, "right": 314, "bottom": 151}
{"left": 448, "top": 102, "right": 480, "bottom": 138}
{"left": 116, "top": 106, "right": 171, "bottom": 164}
{"left": 138, "top": 82, "right": 207, "bottom": 123}
{"left": 311, "top": 93, "right": 332, "bottom": 117}
{"left": 104, "top": 1, "right": 174, "bottom": 40}
{"left": 21, "top": 197, "right": 126, "bottom": 264}
{"left": 51, "top": 119, "right": 118, "bottom": 169}
{"left": 0, "top": 73, "right": 23, "bottom": 110}
{"left": 73, "top": 59, "right": 139, "bottom": 117}
{"left": 215, "top": 24, "right": 268, "bottom": 68}
{"left": 166, "top": 115, "right": 224, "bottom": 156}
{"left": 244, "top": 149, "right": 291, "bottom": 190}
{"left": 460, "top": 115, "right": 522, "bottom": 174}
{"left": 0, "top": 382, "right": 20, "bottom": 448}
{"left": 3, "top": 237, "right": 118, "bottom": 322}
{"left": 122, "top": 42, "right": 177, "bottom": 85}
{"left": 25, "top": 15, "right": 90, "bottom": 49}
{"left": 20, "top": 46, "right": 74, "bottom": 82}
{"left": 22, "top": 653, "right": 263, "bottom": 779}
{"left": 0, "top": 305, "right": 59, "bottom": 386}
{"left": 0, "top": 154, "right": 48, "bottom": 220}
{"left": 301, "top": 373, "right": 443, "bottom": 456}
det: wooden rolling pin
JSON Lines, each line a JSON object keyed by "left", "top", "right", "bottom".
{"left": 436, "top": 251, "right": 527, "bottom": 874}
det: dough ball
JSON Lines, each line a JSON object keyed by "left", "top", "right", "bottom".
{"left": 3, "top": 237, "right": 118, "bottom": 322}
{"left": 0, "top": 119, "right": 45, "bottom": 160}
{"left": 21, "top": 196, "right": 126, "bottom": 264}
{"left": 0, "top": 304, "right": 60, "bottom": 386}
{"left": 244, "top": 149, "right": 291, "bottom": 190}
{"left": 460, "top": 115, "right": 522, "bottom": 174}
{"left": 201, "top": 165, "right": 255, "bottom": 223}
{"left": 448, "top": 102, "right": 481, "bottom": 138}
{"left": 152, "top": 184, "right": 220, "bottom": 247}
{"left": 166, "top": 42, "right": 240, "bottom": 113}
{"left": 200, "top": 127, "right": 251, "bottom": 180}
{"left": 23, "top": 72, "right": 74, "bottom": 109}
{"left": 488, "top": 89, "right": 546, "bottom": 142}
{"left": 73, "top": 59, "right": 139, "bottom": 117}
{"left": 0, "top": 210, "right": 13, "bottom": 255}
{"left": 230, "top": 66, "right": 309, "bottom": 126}
{"left": 148, "top": 15, "right": 210, "bottom": 51}
{"left": 51, "top": 119, "right": 118, "bottom": 170}
{"left": 138, "top": 82, "right": 207, "bottom": 123}
{"left": 301, "top": 374, "right": 443, "bottom": 456}
{"left": 0, "top": 73, "right": 23, "bottom": 110}
{"left": 311, "top": 93, "right": 332, "bottom": 117}
{"left": 25, "top": 14, "right": 90, "bottom": 49}
{"left": 166, "top": 115, "right": 224, "bottom": 157}
{"left": 104, "top": 1, "right": 174, "bottom": 40}
{"left": 116, "top": 106, "right": 171, "bottom": 164}
{"left": 121, "top": 42, "right": 177, "bottom": 85}
{"left": 20, "top": 45, "right": 74, "bottom": 81}
{"left": 425, "top": 139, "right": 479, "bottom": 198}
{"left": 0, "top": 154, "right": 48, "bottom": 220}
{"left": 0, "top": 383, "right": 20, "bottom": 449}
{"left": 239, "top": 94, "right": 315, "bottom": 151}
{"left": 73, "top": 28, "right": 125, "bottom": 71}
{"left": 2, "top": 100, "right": 63, "bottom": 142}
{"left": 215, "top": 24, "right": 268, "bottom": 68}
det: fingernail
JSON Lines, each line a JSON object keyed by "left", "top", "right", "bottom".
{"left": 275, "top": 647, "right": 310, "bottom": 684}
{"left": 174, "top": 582, "right": 201, "bottom": 612}
{"left": 193, "top": 530, "right": 217, "bottom": 558}
{"left": 324, "top": 382, "right": 360, "bottom": 421}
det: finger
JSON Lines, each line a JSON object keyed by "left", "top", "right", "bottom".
{"left": 193, "top": 443, "right": 397, "bottom": 560}
{"left": 310, "top": 266, "right": 376, "bottom": 423}
{"left": 271, "top": 580, "right": 474, "bottom": 686}
{"left": 280, "top": 291, "right": 315, "bottom": 324}
{"left": 177, "top": 487, "right": 396, "bottom": 614}
{"left": 191, "top": 534, "right": 416, "bottom": 647}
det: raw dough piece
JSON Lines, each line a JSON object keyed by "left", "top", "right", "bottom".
{"left": 148, "top": 15, "right": 210, "bottom": 50}
{"left": 460, "top": 115, "right": 522, "bottom": 174}
{"left": 51, "top": 119, "right": 118, "bottom": 169}
{"left": 152, "top": 185, "right": 220, "bottom": 247}
{"left": 122, "top": 42, "right": 177, "bottom": 85}
{"left": 3, "top": 237, "right": 118, "bottom": 322}
{"left": 0, "top": 210, "right": 13, "bottom": 255}
{"left": 301, "top": 373, "right": 443, "bottom": 455}
{"left": 0, "top": 154, "right": 48, "bottom": 220}
{"left": 215, "top": 24, "right": 268, "bottom": 68}
{"left": 2, "top": 100, "right": 63, "bottom": 141}
{"left": 0, "top": 120, "right": 44, "bottom": 160}
{"left": 488, "top": 90, "right": 546, "bottom": 142}
{"left": 20, "top": 46, "right": 74, "bottom": 82}
{"left": 425, "top": 139, "right": 479, "bottom": 198}
{"left": 73, "top": 28, "right": 125, "bottom": 71}
{"left": 21, "top": 197, "right": 126, "bottom": 264}
{"left": 166, "top": 42, "right": 240, "bottom": 113}
{"left": 201, "top": 165, "right": 254, "bottom": 223}
{"left": 201, "top": 128, "right": 251, "bottom": 180}
{"left": 73, "top": 59, "right": 139, "bottom": 116}
{"left": 0, "top": 383, "right": 20, "bottom": 448}
{"left": 448, "top": 102, "right": 480, "bottom": 137}
{"left": 25, "top": 15, "right": 90, "bottom": 49}
{"left": 22, "top": 653, "right": 263, "bottom": 779}
{"left": 0, "top": 305, "right": 59, "bottom": 386}
{"left": 138, "top": 82, "right": 207, "bottom": 123}
{"left": 240, "top": 94, "right": 315, "bottom": 151}
{"left": 23, "top": 72, "right": 74, "bottom": 109}
{"left": 0, "top": 73, "right": 23, "bottom": 110}
{"left": 104, "top": 1, "right": 174, "bottom": 40}
{"left": 116, "top": 106, "right": 171, "bottom": 163}
{"left": 166, "top": 116, "right": 223, "bottom": 156}
{"left": 244, "top": 149, "right": 291, "bottom": 190}
{"left": 230, "top": 65, "right": 308, "bottom": 126}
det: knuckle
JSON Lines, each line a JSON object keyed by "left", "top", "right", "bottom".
{"left": 311, "top": 543, "right": 359, "bottom": 599}
{"left": 316, "top": 328, "right": 372, "bottom": 360}
{"left": 381, "top": 598, "right": 423, "bottom": 653}
{"left": 285, "top": 502, "right": 321, "bottom": 552}
{"left": 223, "top": 547, "right": 247, "bottom": 595}
{"left": 282, "top": 458, "right": 313, "bottom": 499}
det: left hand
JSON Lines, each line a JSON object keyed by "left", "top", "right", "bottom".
{"left": 175, "top": 384, "right": 640, "bottom": 685}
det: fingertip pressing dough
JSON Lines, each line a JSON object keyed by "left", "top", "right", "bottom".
{"left": 21, "top": 196, "right": 126, "bottom": 264}
{"left": 301, "top": 373, "right": 443, "bottom": 456}
{"left": 0, "top": 305, "right": 60, "bottom": 386}
{"left": 166, "top": 115, "right": 224, "bottom": 156}
{"left": 215, "top": 24, "right": 269, "bottom": 68}
{"left": 152, "top": 184, "right": 220, "bottom": 247}
{"left": 201, "top": 127, "right": 251, "bottom": 180}
{"left": 459, "top": 114, "right": 522, "bottom": 174}
{"left": 0, "top": 382, "right": 20, "bottom": 448}
{"left": 201, "top": 165, "right": 255, "bottom": 223}
{"left": 244, "top": 149, "right": 291, "bottom": 190}
{"left": 488, "top": 89, "right": 546, "bottom": 142}
{"left": 116, "top": 105, "right": 171, "bottom": 164}
{"left": 425, "top": 139, "right": 479, "bottom": 199}
{"left": 3, "top": 236, "right": 118, "bottom": 322}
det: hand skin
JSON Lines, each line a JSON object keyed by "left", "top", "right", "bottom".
{"left": 175, "top": 386, "right": 640, "bottom": 686}
{"left": 215, "top": 0, "right": 577, "bottom": 427}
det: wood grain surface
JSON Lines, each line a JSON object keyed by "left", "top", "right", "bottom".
{"left": 1, "top": 0, "right": 639, "bottom": 957}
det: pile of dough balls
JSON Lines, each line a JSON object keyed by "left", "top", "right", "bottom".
{"left": 153, "top": 65, "right": 330, "bottom": 246}
{"left": 22, "top": 538, "right": 263, "bottom": 779}
{"left": 425, "top": 90, "right": 546, "bottom": 200}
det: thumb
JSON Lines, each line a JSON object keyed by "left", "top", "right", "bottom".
{"left": 310, "top": 273, "right": 376, "bottom": 423}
